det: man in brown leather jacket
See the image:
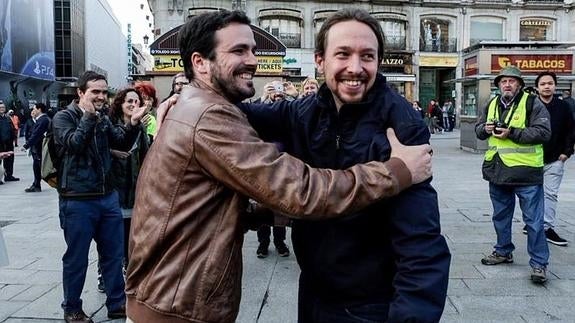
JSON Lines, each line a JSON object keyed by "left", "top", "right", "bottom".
{"left": 126, "top": 10, "right": 433, "bottom": 323}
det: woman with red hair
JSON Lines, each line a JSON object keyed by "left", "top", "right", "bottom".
{"left": 134, "top": 82, "right": 158, "bottom": 141}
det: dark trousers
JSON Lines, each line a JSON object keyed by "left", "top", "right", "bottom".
{"left": 58, "top": 191, "right": 125, "bottom": 313}
{"left": 298, "top": 274, "right": 389, "bottom": 323}
{"left": 0, "top": 141, "right": 15, "bottom": 178}
{"left": 31, "top": 151, "right": 41, "bottom": 187}
{"left": 257, "top": 225, "right": 286, "bottom": 246}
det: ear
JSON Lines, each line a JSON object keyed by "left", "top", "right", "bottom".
{"left": 314, "top": 53, "right": 325, "bottom": 75}
{"left": 192, "top": 52, "right": 209, "bottom": 75}
{"left": 76, "top": 88, "right": 83, "bottom": 98}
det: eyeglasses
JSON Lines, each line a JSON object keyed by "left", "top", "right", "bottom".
{"left": 175, "top": 82, "right": 189, "bottom": 86}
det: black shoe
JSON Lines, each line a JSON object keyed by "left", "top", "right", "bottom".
{"left": 522, "top": 225, "right": 528, "bottom": 235}
{"left": 546, "top": 228, "right": 568, "bottom": 246}
{"left": 24, "top": 185, "right": 41, "bottom": 193}
{"left": 4, "top": 176, "right": 19, "bottom": 182}
{"left": 275, "top": 242, "right": 290, "bottom": 257}
{"left": 97, "top": 275, "right": 105, "bottom": 293}
{"left": 64, "top": 310, "right": 94, "bottom": 323}
{"left": 0, "top": 181, "right": 3, "bottom": 185}
{"left": 256, "top": 243, "right": 269, "bottom": 258}
{"left": 107, "top": 304, "right": 126, "bottom": 319}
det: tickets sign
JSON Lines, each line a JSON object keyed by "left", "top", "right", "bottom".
{"left": 464, "top": 56, "right": 478, "bottom": 76}
{"left": 491, "top": 54, "right": 573, "bottom": 74}
{"left": 256, "top": 56, "right": 283, "bottom": 74}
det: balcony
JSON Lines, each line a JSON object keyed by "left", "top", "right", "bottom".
{"left": 385, "top": 36, "right": 407, "bottom": 50}
{"left": 277, "top": 32, "right": 301, "bottom": 48}
{"left": 419, "top": 37, "right": 457, "bottom": 53}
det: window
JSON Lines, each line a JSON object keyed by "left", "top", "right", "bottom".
{"left": 260, "top": 17, "right": 301, "bottom": 48}
{"left": 420, "top": 17, "right": 456, "bottom": 52}
{"left": 379, "top": 20, "right": 406, "bottom": 50}
{"left": 462, "top": 85, "right": 478, "bottom": 117}
{"left": 520, "top": 18, "right": 554, "bottom": 41}
{"left": 470, "top": 16, "right": 504, "bottom": 45}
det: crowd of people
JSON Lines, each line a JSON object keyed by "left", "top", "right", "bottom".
{"left": 1, "top": 7, "right": 575, "bottom": 323}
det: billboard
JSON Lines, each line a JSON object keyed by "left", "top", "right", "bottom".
{"left": 491, "top": 54, "right": 573, "bottom": 74}
{"left": 0, "top": 0, "right": 55, "bottom": 80}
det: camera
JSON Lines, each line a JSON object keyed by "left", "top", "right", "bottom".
{"left": 274, "top": 83, "right": 284, "bottom": 93}
{"left": 490, "top": 119, "right": 508, "bottom": 135}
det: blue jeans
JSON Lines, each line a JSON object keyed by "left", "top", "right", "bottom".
{"left": 298, "top": 275, "right": 389, "bottom": 323}
{"left": 489, "top": 183, "right": 549, "bottom": 268}
{"left": 59, "top": 191, "right": 125, "bottom": 313}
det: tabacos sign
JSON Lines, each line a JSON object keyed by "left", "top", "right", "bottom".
{"left": 491, "top": 54, "right": 573, "bottom": 74}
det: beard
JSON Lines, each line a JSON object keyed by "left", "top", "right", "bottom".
{"left": 210, "top": 63, "right": 256, "bottom": 103}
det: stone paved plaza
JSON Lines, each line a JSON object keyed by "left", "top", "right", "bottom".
{"left": 1, "top": 130, "right": 575, "bottom": 322}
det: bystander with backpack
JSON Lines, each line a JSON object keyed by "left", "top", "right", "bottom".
{"left": 23, "top": 103, "right": 51, "bottom": 192}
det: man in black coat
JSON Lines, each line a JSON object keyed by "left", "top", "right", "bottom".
{"left": 0, "top": 99, "right": 19, "bottom": 184}
{"left": 23, "top": 103, "right": 51, "bottom": 192}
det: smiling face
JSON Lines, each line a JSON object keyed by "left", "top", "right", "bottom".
{"left": 206, "top": 23, "right": 257, "bottom": 103}
{"left": 122, "top": 91, "right": 140, "bottom": 119}
{"left": 78, "top": 79, "right": 108, "bottom": 110}
{"left": 315, "top": 20, "right": 379, "bottom": 110}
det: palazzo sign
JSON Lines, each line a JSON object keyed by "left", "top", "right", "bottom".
{"left": 491, "top": 54, "right": 573, "bottom": 74}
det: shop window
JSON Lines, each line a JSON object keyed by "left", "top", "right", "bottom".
{"left": 420, "top": 17, "right": 456, "bottom": 53}
{"left": 520, "top": 18, "right": 554, "bottom": 41}
{"left": 470, "top": 16, "right": 505, "bottom": 45}
{"left": 260, "top": 17, "right": 301, "bottom": 48}
{"left": 462, "top": 85, "right": 478, "bottom": 117}
{"left": 379, "top": 20, "right": 406, "bottom": 50}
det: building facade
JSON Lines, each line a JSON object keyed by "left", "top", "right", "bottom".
{"left": 148, "top": 0, "right": 574, "bottom": 106}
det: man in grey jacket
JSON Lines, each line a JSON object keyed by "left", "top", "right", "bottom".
{"left": 475, "top": 66, "right": 551, "bottom": 284}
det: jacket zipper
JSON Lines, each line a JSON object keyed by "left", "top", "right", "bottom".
{"left": 93, "top": 126, "right": 105, "bottom": 194}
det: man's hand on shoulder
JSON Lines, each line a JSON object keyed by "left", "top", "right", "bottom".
{"left": 388, "top": 128, "right": 432, "bottom": 184}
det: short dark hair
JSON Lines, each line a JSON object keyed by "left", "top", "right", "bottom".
{"left": 315, "top": 8, "right": 385, "bottom": 64}
{"left": 34, "top": 103, "right": 48, "bottom": 113}
{"left": 535, "top": 71, "right": 557, "bottom": 86}
{"left": 179, "top": 10, "right": 251, "bottom": 81}
{"left": 109, "top": 88, "right": 143, "bottom": 124}
{"left": 77, "top": 71, "right": 107, "bottom": 92}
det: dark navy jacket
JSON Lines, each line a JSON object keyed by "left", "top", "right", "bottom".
{"left": 24, "top": 114, "right": 50, "bottom": 155}
{"left": 52, "top": 102, "right": 138, "bottom": 198}
{"left": 240, "top": 74, "right": 451, "bottom": 322}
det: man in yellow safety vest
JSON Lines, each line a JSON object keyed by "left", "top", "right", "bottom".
{"left": 475, "top": 65, "right": 551, "bottom": 284}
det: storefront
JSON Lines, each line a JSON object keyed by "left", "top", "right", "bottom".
{"left": 417, "top": 54, "right": 458, "bottom": 108}
{"left": 457, "top": 42, "right": 575, "bottom": 151}
{"left": 148, "top": 24, "right": 286, "bottom": 100}
{"left": 380, "top": 53, "right": 415, "bottom": 101}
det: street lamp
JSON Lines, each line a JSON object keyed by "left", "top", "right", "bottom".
{"left": 143, "top": 34, "right": 149, "bottom": 45}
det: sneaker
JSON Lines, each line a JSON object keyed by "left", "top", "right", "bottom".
{"left": 64, "top": 310, "right": 94, "bottom": 323}
{"left": 0, "top": 181, "right": 3, "bottom": 185}
{"left": 545, "top": 228, "right": 568, "bottom": 246}
{"left": 275, "top": 242, "right": 290, "bottom": 257}
{"left": 481, "top": 251, "right": 513, "bottom": 265}
{"left": 256, "top": 243, "right": 269, "bottom": 258}
{"left": 107, "top": 304, "right": 126, "bottom": 319}
{"left": 4, "top": 176, "right": 19, "bottom": 182}
{"left": 531, "top": 267, "right": 547, "bottom": 284}
{"left": 97, "top": 275, "right": 105, "bottom": 293}
{"left": 522, "top": 225, "right": 528, "bottom": 235}
{"left": 24, "top": 185, "right": 41, "bottom": 193}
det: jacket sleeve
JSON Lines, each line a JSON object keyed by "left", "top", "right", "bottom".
{"left": 508, "top": 97, "right": 551, "bottom": 144}
{"left": 193, "top": 104, "right": 413, "bottom": 219}
{"left": 475, "top": 102, "right": 491, "bottom": 141}
{"left": 237, "top": 97, "right": 304, "bottom": 143}
{"left": 52, "top": 110, "right": 97, "bottom": 154}
{"left": 562, "top": 102, "right": 575, "bottom": 157}
{"left": 386, "top": 99, "right": 451, "bottom": 323}
{"left": 106, "top": 116, "right": 139, "bottom": 149}
{"left": 24, "top": 117, "right": 50, "bottom": 149}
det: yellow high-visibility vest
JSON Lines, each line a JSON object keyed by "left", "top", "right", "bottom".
{"left": 484, "top": 92, "right": 543, "bottom": 168}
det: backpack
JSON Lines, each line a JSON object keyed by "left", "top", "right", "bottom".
{"left": 41, "top": 122, "right": 60, "bottom": 188}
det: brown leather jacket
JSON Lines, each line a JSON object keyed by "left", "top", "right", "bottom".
{"left": 125, "top": 84, "right": 412, "bottom": 323}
